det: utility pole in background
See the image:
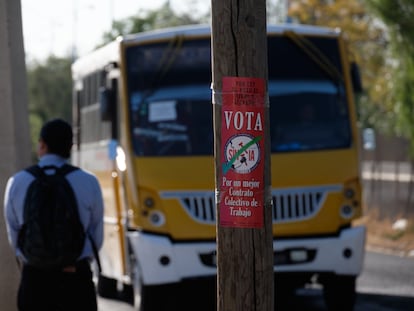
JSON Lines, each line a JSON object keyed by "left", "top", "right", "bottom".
{"left": 211, "top": 0, "right": 273, "bottom": 310}
{"left": 0, "top": 0, "right": 31, "bottom": 309}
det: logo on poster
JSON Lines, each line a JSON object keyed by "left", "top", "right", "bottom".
{"left": 224, "top": 134, "right": 261, "bottom": 174}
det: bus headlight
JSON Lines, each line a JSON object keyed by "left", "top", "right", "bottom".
{"left": 144, "top": 197, "right": 155, "bottom": 208}
{"left": 148, "top": 211, "right": 165, "bottom": 227}
{"left": 340, "top": 204, "right": 354, "bottom": 219}
{"left": 343, "top": 188, "right": 355, "bottom": 199}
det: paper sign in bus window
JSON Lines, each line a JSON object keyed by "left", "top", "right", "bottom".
{"left": 149, "top": 101, "right": 177, "bottom": 122}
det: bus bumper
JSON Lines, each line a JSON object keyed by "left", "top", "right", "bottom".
{"left": 128, "top": 225, "right": 365, "bottom": 285}
{"left": 274, "top": 225, "right": 366, "bottom": 275}
{"left": 128, "top": 231, "right": 217, "bottom": 285}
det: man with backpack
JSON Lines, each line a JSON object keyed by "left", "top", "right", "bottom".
{"left": 3, "top": 118, "right": 104, "bottom": 311}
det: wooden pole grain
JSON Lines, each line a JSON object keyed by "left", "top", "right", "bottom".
{"left": 211, "top": 0, "right": 274, "bottom": 310}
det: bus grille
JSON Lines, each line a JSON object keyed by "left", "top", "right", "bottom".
{"left": 181, "top": 196, "right": 216, "bottom": 224}
{"left": 160, "top": 191, "right": 216, "bottom": 225}
{"left": 271, "top": 188, "right": 325, "bottom": 223}
{"left": 161, "top": 185, "right": 340, "bottom": 225}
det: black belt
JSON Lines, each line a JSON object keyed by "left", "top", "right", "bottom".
{"left": 62, "top": 258, "right": 91, "bottom": 273}
{"left": 24, "top": 258, "right": 91, "bottom": 273}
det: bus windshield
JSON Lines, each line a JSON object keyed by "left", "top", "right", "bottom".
{"left": 269, "top": 81, "right": 351, "bottom": 152}
{"left": 125, "top": 34, "right": 351, "bottom": 157}
{"left": 129, "top": 87, "right": 213, "bottom": 156}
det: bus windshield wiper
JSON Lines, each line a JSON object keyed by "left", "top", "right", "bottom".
{"left": 283, "top": 30, "right": 344, "bottom": 86}
{"left": 142, "top": 34, "right": 184, "bottom": 99}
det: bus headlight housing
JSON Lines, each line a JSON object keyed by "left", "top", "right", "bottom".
{"left": 340, "top": 204, "right": 354, "bottom": 219}
{"left": 144, "top": 197, "right": 155, "bottom": 208}
{"left": 343, "top": 188, "right": 355, "bottom": 199}
{"left": 340, "top": 178, "right": 361, "bottom": 220}
{"left": 148, "top": 210, "right": 165, "bottom": 227}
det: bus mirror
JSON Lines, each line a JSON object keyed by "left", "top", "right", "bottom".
{"left": 108, "top": 139, "right": 117, "bottom": 160}
{"left": 362, "top": 128, "right": 376, "bottom": 150}
{"left": 99, "top": 87, "right": 115, "bottom": 122}
{"left": 351, "top": 62, "right": 363, "bottom": 94}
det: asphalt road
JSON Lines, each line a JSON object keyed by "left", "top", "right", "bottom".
{"left": 98, "top": 251, "right": 414, "bottom": 311}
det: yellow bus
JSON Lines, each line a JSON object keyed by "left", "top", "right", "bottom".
{"left": 71, "top": 24, "right": 365, "bottom": 310}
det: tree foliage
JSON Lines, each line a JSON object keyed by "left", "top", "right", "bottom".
{"left": 27, "top": 57, "right": 72, "bottom": 121}
{"left": 100, "top": 1, "right": 208, "bottom": 45}
{"left": 363, "top": 0, "right": 414, "bottom": 148}
{"left": 288, "top": 0, "right": 392, "bottom": 131}
{"left": 26, "top": 56, "right": 72, "bottom": 159}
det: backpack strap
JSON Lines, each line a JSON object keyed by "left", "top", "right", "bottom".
{"left": 57, "top": 164, "right": 79, "bottom": 176}
{"left": 88, "top": 234, "right": 102, "bottom": 273}
{"left": 25, "top": 164, "right": 79, "bottom": 177}
{"left": 61, "top": 164, "right": 102, "bottom": 272}
{"left": 25, "top": 165, "right": 45, "bottom": 178}
{"left": 56, "top": 164, "right": 102, "bottom": 271}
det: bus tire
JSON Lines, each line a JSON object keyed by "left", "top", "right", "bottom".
{"left": 131, "top": 261, "right": 176, "bottom": 310}
{"left": 322, "top": 274, "right": 356, "bottom": 311}
{"left": 137, "top": 284, "right": 172, "bottom": 310}
{"left": 97, "top": 274, "right": 118, "bottom": 299}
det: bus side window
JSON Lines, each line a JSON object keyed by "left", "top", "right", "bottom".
{"left": 99, "top": 86, "right": 115, "bottom": 122}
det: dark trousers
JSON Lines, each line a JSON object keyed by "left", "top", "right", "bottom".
{"left": 17, "top": 260, "right": 97, "bottom": 311}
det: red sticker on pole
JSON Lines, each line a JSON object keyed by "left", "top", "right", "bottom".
{"left": 219, "top": 76, "right": 265, "bottom": 228}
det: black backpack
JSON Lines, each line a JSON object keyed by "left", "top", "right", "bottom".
{"left": 18, "top": 164, "right": 86, "bottom": 269}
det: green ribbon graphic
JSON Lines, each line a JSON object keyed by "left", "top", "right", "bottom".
{"left": 222, "top": 135, "right": 262, "bottom": 175}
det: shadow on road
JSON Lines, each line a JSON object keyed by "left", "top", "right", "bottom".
{"left": 174, "top": 287, "right": 414, "bottom": 311}
{"left": 356, "top": 292, "right": 414, "bottom": 311}
{"left": 100, "top": 284, "right": 414, "bottom": 311}
{"left": 276, "top": 289, "right": 414, "bottom": 311}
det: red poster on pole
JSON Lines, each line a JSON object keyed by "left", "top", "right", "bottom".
{"left": 219, "top": 76, "right": 266, "bottom": 228}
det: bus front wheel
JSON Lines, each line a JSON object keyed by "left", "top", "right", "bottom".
{"left": 322, "top": 274, "right": 356, "bottom": 311}
{"left": 131, "top": 262, "right": 175, "bottom": 310}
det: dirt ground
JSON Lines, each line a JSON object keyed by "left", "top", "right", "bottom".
{"left": 356, "top": 209, "right": 414, "bottom": 257}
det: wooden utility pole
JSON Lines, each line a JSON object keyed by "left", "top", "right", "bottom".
{"left": 211, "top": 1, "right": 273, "bottom": 310}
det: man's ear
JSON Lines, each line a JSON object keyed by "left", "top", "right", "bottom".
{"left": 38, "top": 139, "right": 49, "bottom": 155}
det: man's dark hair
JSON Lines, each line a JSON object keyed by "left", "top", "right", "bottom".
{"left": 40, "top": 119, "right": 73, "bottom": 159}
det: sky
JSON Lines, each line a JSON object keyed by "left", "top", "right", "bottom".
{"left": 20, "top": 0, "right": 210, "bottom": 62}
